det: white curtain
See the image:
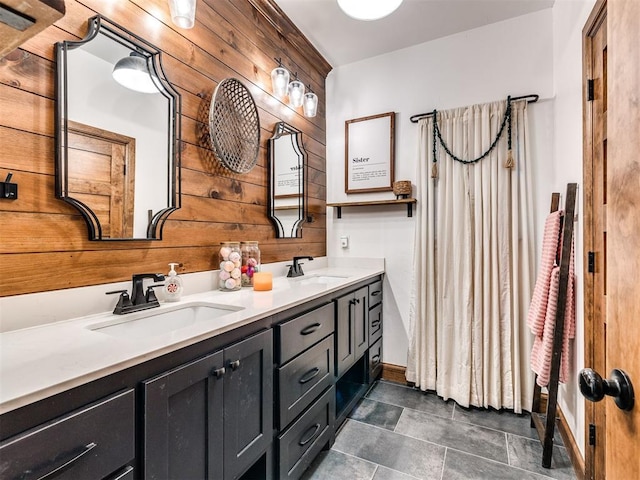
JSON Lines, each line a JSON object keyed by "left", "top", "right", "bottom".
{"left": 406, "top": 99, "right": 535, "bottom": 413}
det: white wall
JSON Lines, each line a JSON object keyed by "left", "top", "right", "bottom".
{"left": 326, "top": 2, "right": 595, "bottom": 459}
{"left": 326, "top": 9, "right": 555, "bottom": 367}
{"left": 552, "top": 0, "right": 597, "bottom": 459}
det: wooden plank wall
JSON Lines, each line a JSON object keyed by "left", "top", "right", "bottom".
{"left": 0, "top": 0, "right": 330, "bottom": 297}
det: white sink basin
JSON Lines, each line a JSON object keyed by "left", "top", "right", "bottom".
{"left": 294, "top": 275, "right": 348, "bottom": 286}
{"left": 89, "top": 302, "right": 244, "bottom": 339}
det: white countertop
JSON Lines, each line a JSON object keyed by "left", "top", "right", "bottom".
{"left": 0, "top": 263, "right": 383, "bottom": 414}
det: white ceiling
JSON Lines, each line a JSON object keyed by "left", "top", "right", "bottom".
{"left": 274, "top": 0, "right": 554, "bottom": 68}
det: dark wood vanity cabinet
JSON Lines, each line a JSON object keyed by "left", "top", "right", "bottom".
{"left": 368, "top": 279, "right": 383, "bottom": 381}
{"left": 143, "top": 329, "right": 273, "bottom": 480}
{"left": 334, "top": 279, "right": 384, "bottom": 427}
{"left": 335, "top": 286, "right": 369, "bottom": 378}
{"left": 0, "top": 274, "right": 384, "bottom": 480}
{"left": 0, "top": 389, "right": 135, "bottom": 480}
{"left": 274, "top": 302, "right": 336, "bottom": 480}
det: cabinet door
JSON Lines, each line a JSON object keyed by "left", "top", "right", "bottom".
{"left": 353, "top": 287, "right": 369, "bottom": 359}
{"left": 143, "top": 351, "right": 225, "bottom": 480}
{"left": 223, "top": 329, "right": 273, "bottom": 480}
{"left": 335, "top": 293, "right": 355, "bottom": 378}
{"left": 0, "top": 389, "right": 134, "bottom": 480}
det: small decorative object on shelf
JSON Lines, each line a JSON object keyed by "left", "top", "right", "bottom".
{"left": 393, "top": 180, "right": 411, "bottom": 199}
{"left": 218, "top": 242, "right": 242, "bottom": 291}
{"left": 240, "top": 241, "right": 261, "bottom": 287}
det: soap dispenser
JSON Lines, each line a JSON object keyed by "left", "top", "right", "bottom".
{"left": 164, "top": 263, "right": 183, "bottom": 302}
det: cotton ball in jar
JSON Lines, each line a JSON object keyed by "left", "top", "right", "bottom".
{"left": 231, "top": 268, "right": 241, "bottom": 279}
{"left": 223, "top": 261, "right": 235, "bottom": 272}
{"left": 224, "top": 278, "right": 236, "bottom": 290}
{"left": 219, "top": 246, "right": 231, "bottom": 259}
{"left": 219, "top": 270, "right": 230, "bottom": 281}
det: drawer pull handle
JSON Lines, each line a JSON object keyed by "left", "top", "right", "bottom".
{"left": 36, "top": 442, "right": 97, "bottom": 480}
{"left": 298, "top": 423, "right": 321, "bottom": 446}
{"left": 371, "top": 319, "right": 381, "bottom": 328}
{"left": 371, "top": 354, "right": 381, "bottom": 365}
{"left": 300, "top": 323, "right": 321, "bottom": 335}
{"left": 371, "top": 290, "right": 381, "bottom": 296}
{"left": 229, "top": 360, "right": 240, "bottom": 371}
{"left": 212, "top": 367, "right": 226, "bottom": 378}
{"left": 299, "top": 367, "right": 321, "bottom": 384}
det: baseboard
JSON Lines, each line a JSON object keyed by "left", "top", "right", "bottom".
{"left": 381, "top": 363, "right": 407, "bottom": 384}
{"left": 556, "top": 403, "right": 586, "bottom": 480}
{"left": 537, "top": 393, "right": 585, "bottom": 480}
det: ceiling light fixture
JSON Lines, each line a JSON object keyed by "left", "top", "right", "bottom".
{"left": 337, "top": 0, "right": 403, "bottom": 21}
{"left": 112, "top": 52, "right": 159, "bottom": 94}
{"left": 168, "top": 0, "right": 196, "bottom": 29}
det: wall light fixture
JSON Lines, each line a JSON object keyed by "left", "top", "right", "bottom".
{"left": 168, "top": 0, "right": 196, "bottom": 29}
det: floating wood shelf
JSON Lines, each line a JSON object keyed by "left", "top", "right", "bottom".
{"left": 327, "top": 198, "right": 417, "bottom": 218}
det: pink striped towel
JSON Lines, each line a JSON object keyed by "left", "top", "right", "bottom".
{"left": 527, "top": 210, "right": 562, "bottom": 336}
{"left": 530, "top": 237, "right": 576, "bottom": 386}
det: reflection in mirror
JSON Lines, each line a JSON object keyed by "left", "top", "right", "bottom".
{"left": 55, "top": 16, "right": 181, "bottom": 240}
{"left": 268, "top": 122, "right": 306, "bottom": 238}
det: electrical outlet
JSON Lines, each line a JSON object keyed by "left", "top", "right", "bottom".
{"left": 340, "top": 236, "right": 349, "bottom": 248}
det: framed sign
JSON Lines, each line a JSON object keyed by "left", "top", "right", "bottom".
{"left": 345, "top": 112, "right": 395, "bottom": 194}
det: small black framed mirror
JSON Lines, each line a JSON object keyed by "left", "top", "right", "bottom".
{"left": 55, "top": 15, "right": 181, "bottom": 240}
{"left": 267, "top": 122, "right": 306, "bottom": 238}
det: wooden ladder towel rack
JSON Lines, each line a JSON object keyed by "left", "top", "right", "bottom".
{"left": 530, "top": 182, "right": 578, "bottom": 468}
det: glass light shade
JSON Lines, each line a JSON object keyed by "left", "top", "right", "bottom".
{"left": 288, "top": 79, "right": 305, "bottom": 108}
{"left": 337, "top": 0, "right": 403, "bottom": 21}
{"left": 271, "top": 66, "right": 290, "bottom": 99}
{"left": 303, "top": 91, "right": 318, "bottom": 117}
{"left": 112, "top": 53, "right": 159, "bottom": 94}
{"left": 168, "top": 0, "right": 196, "bottom": 29}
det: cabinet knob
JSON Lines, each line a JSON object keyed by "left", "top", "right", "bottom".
{"left": 229, "top": 360, "right": 241, "bottom": 371}
{"left": 212, "top": 367, "right": 226, "bottom": 378}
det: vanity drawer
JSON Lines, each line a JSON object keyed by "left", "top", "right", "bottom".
{"left": 277, "top": 386, "right": 335, "bottom": 480}
{"left": 278, "top": 335, "right": 334, "bottom": 428}
{"left": 0, "top": 389, "right": 135, "bottom": 480}
{"left": 368, "top": 280, "right": 383, "bottom": 307}
{"left": 277, "top": 302, "right": 334, "bottom": 364}
{"left": 369, "top": 337, "right": 383, "bottom": 381}
{"left": 369, "top": 303, "right": 383, "bottom": 345}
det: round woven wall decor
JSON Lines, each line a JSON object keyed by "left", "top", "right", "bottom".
{"left": 208, "top": 78, "right": 260, "bottom": 173}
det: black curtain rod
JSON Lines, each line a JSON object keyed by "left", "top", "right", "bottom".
{"left": 409, "top": 94, "right": 539, "bottom": 123}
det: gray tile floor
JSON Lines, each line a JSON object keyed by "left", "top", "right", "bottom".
{"left": 302, "top": 381, "right": 576, "bottom": 480}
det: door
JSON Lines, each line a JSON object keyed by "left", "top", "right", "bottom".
{"left": 582, "top": 1, "right": 607, "bottom": 478}
{"left": 353, "top": 286, "right": 369, "bottom": 359}
{"left": 143, "top": 350, "right": 225, "bottom": 480}
{"left": 335, "top": 293, "right": 355, "bottom": 377}
{"left": 223, "top": 329, "right": 273, "bottom": 480}
{"left": 67, "top": 120, "right": 136, "bottom": 238}
{"left": 603, "top": 0, "right": 640, "bottom": 477}
{"left": 583, "top": 1, "right": 640, "bottom": 478}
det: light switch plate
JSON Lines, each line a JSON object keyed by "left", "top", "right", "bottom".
{"left": 340, "top": 236, "right": 349, "bottom": 248}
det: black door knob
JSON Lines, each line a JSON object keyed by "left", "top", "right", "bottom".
{"left": 579, "top": 368, "right": 635, "bottom": 411}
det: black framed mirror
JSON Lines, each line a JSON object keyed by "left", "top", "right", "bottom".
{"left": 55, "top": 15, "right": 181, "bottom": 240}
{"left": 267, "top": 122, "right": 306, "bottom": 238}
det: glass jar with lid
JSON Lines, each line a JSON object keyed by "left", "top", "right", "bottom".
{"left": 240, "top": 241, "right": 261, "bottom": 287}
{"left": 218, "top": 241, "right": 241, "bottom": 291}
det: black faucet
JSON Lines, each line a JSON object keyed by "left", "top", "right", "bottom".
{"left": 131, "top": 273, "right": 165, "bottom": 305}
{"left": 107, "top": 273, "right": 165, "bottom": 315}
{"left": 287, "top": 256, "right": 314, "bottom": 278}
